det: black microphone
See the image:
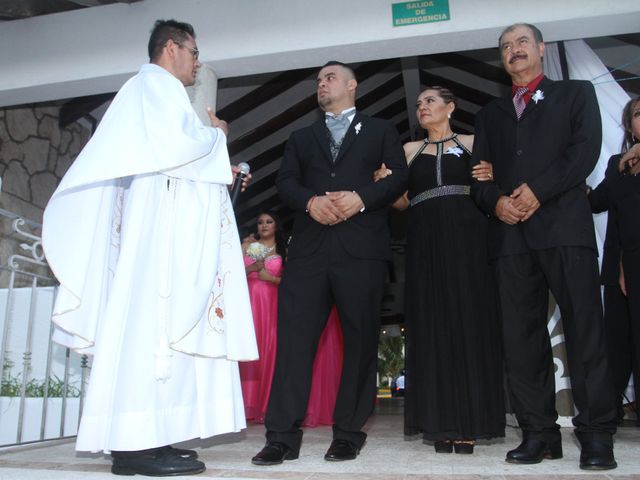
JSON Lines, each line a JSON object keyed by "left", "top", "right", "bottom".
{"left": 230, "top": 162, "right": 250, "bottom": 206}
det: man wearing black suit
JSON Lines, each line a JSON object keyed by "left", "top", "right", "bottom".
{"left": 471, "top": 24, "right": 618, "bottom": 470}
{"left": 251, "top": 61, "right": 408, "bottom": 465}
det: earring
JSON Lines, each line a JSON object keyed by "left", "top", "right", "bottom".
{"left": 447, "top": 113, "right": 451, "bottom": 119}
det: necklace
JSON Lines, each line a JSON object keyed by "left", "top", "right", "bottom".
{"left": 425, "top": 132, "right": 457, "bottom": 144}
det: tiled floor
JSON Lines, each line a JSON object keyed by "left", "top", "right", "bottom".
{"left": 0, "top": 400, "right": 638, "bottom": 479}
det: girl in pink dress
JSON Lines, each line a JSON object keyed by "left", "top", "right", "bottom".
{"left": 240, "top": 211, "right": 343, "bottom": 426}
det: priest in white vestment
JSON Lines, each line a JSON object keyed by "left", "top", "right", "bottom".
{"left": 42, "top": 20, "right": 257, "bottom": 477}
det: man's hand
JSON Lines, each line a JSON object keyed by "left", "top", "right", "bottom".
{"left": 495, "top": 195, "right": 526, "bottom": 225}
{"left": 510, "top": 183, "right": 540, "bottom": 221}
{"left": 231, "top": 164, "right": 251, "bottom": 192}
{"left": 308, "top": 195, "right": 345, "bottom": 225}
{"left": 325, "top": 191, "right": 364, "bottom": 221}
{"left": 207, "top": 107, "right": 229, "bottom": 136}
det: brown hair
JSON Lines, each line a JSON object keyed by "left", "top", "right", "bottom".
{"left": 621, "top": 96, "right": 640, "bottom": 152}
{"left": 421, "top": 86, "right": 457, "bottom": 108}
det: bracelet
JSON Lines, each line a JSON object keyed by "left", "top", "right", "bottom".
{"left": 306, "top": 195, "right": 317, "bottom": 213}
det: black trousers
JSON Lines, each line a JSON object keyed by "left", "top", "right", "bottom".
{"left": 265, "top": 235, "right": 386, "bottom": 453}
{"left": 621, "top": 250, "right": 640, "bottom": 419}
{"left": 493, "top": 246, "right": 617, "bottom": 443}
{"left": 603, "top": 283, "right": 638, "bottom": 420}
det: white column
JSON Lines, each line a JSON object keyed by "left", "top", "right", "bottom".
{"left": 186, "top": 65, "right": 218, "bottom": 125}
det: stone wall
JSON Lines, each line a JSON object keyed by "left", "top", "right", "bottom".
{"left": 0, "top": 105, "right": 90, "bottom": 224}
{"left": 0, "top": 104, "right": 91, "bottom": 287}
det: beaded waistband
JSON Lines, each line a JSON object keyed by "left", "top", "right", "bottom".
{"left": 409, "top": 185, "right": 470, "bottom": 207}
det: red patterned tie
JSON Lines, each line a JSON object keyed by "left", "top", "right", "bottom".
{"left": 513, "top": 87, "right": 528, "bottom": 120}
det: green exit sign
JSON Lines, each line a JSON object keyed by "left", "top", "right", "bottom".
{"left": 392, "top": 1, "right": 450, "bottom": 27}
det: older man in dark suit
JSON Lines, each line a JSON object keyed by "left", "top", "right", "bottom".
{"left": 251, "top": 61, "right": 408, "bottom": 466}
{"left": 472, "top": 24, "right": 618, "bottom": 470}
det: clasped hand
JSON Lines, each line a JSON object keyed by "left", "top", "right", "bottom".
{"left": 495, "top": 183, "right": 540, "bottom": 225}
{"left": 618, "top": 143, "right": 640, "bottom": 175}
{"left": 309, "top": 191, "right": 364, "bottom": 226}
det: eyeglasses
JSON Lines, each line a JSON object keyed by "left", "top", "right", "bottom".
{"left": 176, "top": 42, "right": 199, "bottom": 60}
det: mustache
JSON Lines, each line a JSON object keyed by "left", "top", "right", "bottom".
{"left": 509, "top": 54, "right": 527, "bottom": 64}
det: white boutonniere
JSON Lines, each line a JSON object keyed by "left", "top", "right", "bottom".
{"left": 354, "top": 122, "right": 362, "bottom": 135}
{"left": 532, "top": 90, "right": 545, "bottom": 104}
{"left": 445, "top": 146, "right": 464, "bottom": 157}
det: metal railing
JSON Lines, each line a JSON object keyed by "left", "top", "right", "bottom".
{"left": 0, "top": 208, "right": 88, "bottom": 446}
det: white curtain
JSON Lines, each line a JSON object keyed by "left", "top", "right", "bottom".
{"left": 544, "top": 40, "right": 634, "bottom": 407}
{"left": 544, "top": 40, "right": 631, "bottom": 251}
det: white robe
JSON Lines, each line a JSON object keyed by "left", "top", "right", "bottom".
{"left": 42, "top": 63, "right": 258, "bottom": 453}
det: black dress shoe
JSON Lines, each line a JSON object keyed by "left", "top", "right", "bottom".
{"left": 251, "top": 442, "right": 299, "bottom": 466}
{"left": 434, "top": 441, "right": 453, "bottom": 453}
{"left": 111, "top": 448, "right": 205, "bottom": 476}
{"left": 324, "top": 439, "right": 360, "bottom": 461}
{"left": 506, "top": 437, "right": 563, "bottom": 464}
{"left": 163, "top": 446, "right": 198, "bottom": 459}
{"left": 579, "top": 441, "right": 617, "bottom": 470}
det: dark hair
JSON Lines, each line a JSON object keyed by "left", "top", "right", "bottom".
{"left": 498, "top": 23, "right": 544, "bottom": 48}
{"left": 621, "top": 96, "right": 640, "bottom": 152}
{"left": 148, "top": 19, "right": 195, "bottom": 62}
{"left": 320, "top": 60, "right": 356, "bottom": 81}
{"left": 421, "top": 86, "right": 457, "bottom": 109}
{"left": 256, "top": 211, "right": 287, "bottom": 260}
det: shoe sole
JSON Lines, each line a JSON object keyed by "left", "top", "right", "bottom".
{"left": 505, "top": 457, "right": 543, "bottom": 464}
{"left": 111, "top": 465, "right": 206, "bottom": 476}
{"left": 251, "top": 452, "right": 299, "bottom": 466}
{"left": 506, "top": 452, "right": 563, "bottom": 465}
{"left": 580, "top": 462, "right": 617, "bottom": 471}
{"left": 505, "top": 448, "right": 562, "bottom": 465}
{"left": 324, "top": 454, "right": 358, "bottom": 462}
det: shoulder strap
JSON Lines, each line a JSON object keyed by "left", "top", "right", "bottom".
{"left": 451, "top": 135, "right": 471, "bottom": 156}
{"left": 407, "top": 141, "right": 428, "bottom": 167}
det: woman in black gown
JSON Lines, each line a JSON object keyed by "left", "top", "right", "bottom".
{"left": 377, "top": 87, "right": 505, "bottom": 453}
{"left": 591, "top": 97, "right": 640, "bottom": 423}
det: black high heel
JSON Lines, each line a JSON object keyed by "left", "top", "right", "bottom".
{"left": 454, "top": 442, "right": 474, "bottom": 454}
{"left": 434, "top": 441, "right": 453, "bottom": 453}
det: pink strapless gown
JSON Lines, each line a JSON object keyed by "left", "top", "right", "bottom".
{"left": 239, "top": 254, "right": 343, "bottom": 426}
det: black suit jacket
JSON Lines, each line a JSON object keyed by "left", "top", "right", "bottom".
{"left": 589, "top": 154, "right": 622, "bottom": 285}
{"left": 471, "top": 77, "right": 601, "bottom": 259}
{"left": 276, "top": 112, "right": 408, "bottom": 261}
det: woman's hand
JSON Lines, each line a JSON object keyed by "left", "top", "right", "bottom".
{"left": 241, "top": 234, "right": 256, "bottom": 252}
{"left": 619, "top": 260, "right": 627, "bottom": 296}
{"left": 618, "top": 144, "right": 640, "bottom": 174}
{"left": 258, "top": 268, "right": 280, "bottom": 284}
{"left": 245, "top": 260, "right": 264, "bottom": 274}
{"left": 373, "top": 163, "right": 392, "bottom": 182}
{"left": 472, "top": 161, "right": 493, "bottom": 181}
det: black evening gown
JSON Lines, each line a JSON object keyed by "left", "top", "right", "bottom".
{"left": 403, "top": 137, "right": 505, "bottom": 441}
{"left": 610, "top": 170, "right": 640, "bottom": 393}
